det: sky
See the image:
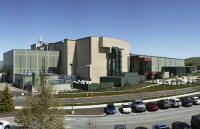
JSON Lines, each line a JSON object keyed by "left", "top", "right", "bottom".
{"left": 0, "top": 0, "right": 200, "bottom": 60}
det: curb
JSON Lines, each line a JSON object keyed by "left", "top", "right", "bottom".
{"left": 66, "top": 114, "right": 106, "bottom": 117}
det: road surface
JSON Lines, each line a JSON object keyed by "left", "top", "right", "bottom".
{"left": 14, "top": 86, "right": 200, "bottom": 106}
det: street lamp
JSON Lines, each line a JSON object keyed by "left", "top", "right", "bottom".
{"left": 162, "top": 66, "right": 166, "bottom": 97}
{"left": 71, "top": 92, "right": 74, "bottom": 115}
{"left": 163, "top": 79, "right": 166, "bottom": 97}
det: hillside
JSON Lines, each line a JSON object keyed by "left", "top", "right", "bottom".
{"left": 185, "top": 57, "right": 200, "bottom": 66}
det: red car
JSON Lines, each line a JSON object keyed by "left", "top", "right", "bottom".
{"left": 146, "top": 102, "right": 159, "bottom": 111}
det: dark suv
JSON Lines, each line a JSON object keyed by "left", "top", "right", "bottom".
{"left": 181, "top": 98, "right": 193, "bottom": 107}
{"left": 191, "top": 114, "right": 200, "bottom": 129}
{"left": 172, "top": 121, "right": 192, "bottom": 129}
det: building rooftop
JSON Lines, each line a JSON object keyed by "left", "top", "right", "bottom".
{"left": 131, "top": 53, "right": 184, "bottom": 60}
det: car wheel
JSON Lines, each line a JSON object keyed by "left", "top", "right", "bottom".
{"left": 4, "top": 126, "right": 10, "bottom": 129}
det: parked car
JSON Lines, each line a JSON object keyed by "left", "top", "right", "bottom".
{"left": 169, "top": 98, "right": 181, "bottom": 108}
{"left": 0, "top": 120, "right": 10, "bottom": 129}
{"left": 191, "top": 114, "right": 200, "bottom": 129}
{"left": 152, "top": 123, "right": 170, "bottom": 129}
{"left": 121, "top": 103, "right": 131, "bottom": 113}
{"left": 114, "top": 124, "right": 126, "bottom": 129}
{"left": 181, "top": 98, "right": 193, "bottom": 107}
{"left": 146, "top": 102, "right": 159, "bottom": 111}
{"left": 132, "top": 99, "right": 146, "bottom": 112}
{"left": 105, "top": 103, "right": 116, "bottom": 114}
{"left": 172, "top": 121, "right": 192, "bottom": 129}
{"left": 191, "top": 97, "right": 200, "bottom": 105}
{"left": 157, "top": 99, "right": 171, "bottom": 109}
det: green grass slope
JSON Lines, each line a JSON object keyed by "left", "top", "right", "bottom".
{"left": 185, "top": 57, "right": 200, "bottom": 66}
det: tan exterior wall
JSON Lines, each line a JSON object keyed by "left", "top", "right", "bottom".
{"left": 99, "top": 37, "right": 130, "bottom": 73}
{"left": 48, "top": 36, "right": 130, "bottom": 83}
{"left": 90, "top": 37, "right": 107, "bottom": 83}
{"left": 66, "top": 40, "right": 76, "bottom": 76}
{"left": 75, "top": 38, "right": 91, "bottom": 80}
{"left": 89, "top": 37, "right": 130, "bottom": 83}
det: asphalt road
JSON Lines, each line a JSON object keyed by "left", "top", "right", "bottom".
{"left": 14, "top": 86, "right": 200, "bottom": 106}
{"left": 2, "top": 104, "right": 200, "bottom": 129}
{"left": 66, "top": 105, "right": 200, "bottom": 129}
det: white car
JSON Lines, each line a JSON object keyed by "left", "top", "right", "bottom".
{"left": 191, "top": 97, "right": 200, "bottom": 105}
{"left": 0, "top": 120, "right": 10, "bottom": 129}
{"left": 169, "top": 98, "right": 181, "bottom": 107}
{"left": 121, "top": 103, "right": 131, "bottom": 113}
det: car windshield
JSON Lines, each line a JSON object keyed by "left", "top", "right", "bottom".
{"left": 108, "top": 105, "right": 114, "bottom": 108}
{"left": 161, "top": 127, "right": 170, "bottom": 129}
{"left": 186, "top": 99, "right": 193, "bottom": 103}
{"left": 115, "top": 125, "right": 126, "bottom": 129}
{"left": 136, "top": 102, "right": 143, "bottom": 104}
{"left": 164, "top": 101, "right": 169, "bottom": 103}
{"left": 123, "top": 105, "right": 130, "bottom": 108}
{"left": 160, "top": 125, "right": 169, "bottom": 129}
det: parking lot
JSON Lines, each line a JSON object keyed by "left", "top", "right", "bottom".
{"left": 64, "top": 95, "right": 200, "bottom": 129}
{"left": 65, "top": 104, "right": 200, "bottom": 129}
{"left": 1, "top": 100, "right": 200, "bottom": 129}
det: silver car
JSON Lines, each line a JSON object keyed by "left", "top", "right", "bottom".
{"left": 169, "top": 98, "right": 181, "bottom": 108}
{"left": 132, "top": 99, "right": 146, "bottom": 112}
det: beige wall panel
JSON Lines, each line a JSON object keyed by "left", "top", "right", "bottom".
{"left": 90, "top": 37, "right": 107, "bottom": 83}
{"left": 100, "top": 37, "right": 130, "bottom": 73}
{"left": 75, "top": 38, "right": 91, "bottom": 80}
{"left": 67, "top": 40, "right": 76, "bottom": 75}
{"left": 90, "top": 37, "right": 130, "bottom": 83}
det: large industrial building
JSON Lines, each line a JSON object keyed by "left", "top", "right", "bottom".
{"left": 3, "top": 36, "right": 195, "bottom": 91}
{"left": 3, "top": 36, "right": 135, "bottom": 91}
{"left": 3, "top": 49, "right": 59, "bottom": 83}
{"left": 130, "top": 54, "right": 193, "bottom": 79}
{"left": 46, "top": 36, "right": 130, "bottom": 83}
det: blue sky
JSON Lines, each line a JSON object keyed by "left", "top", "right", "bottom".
{"left": 0, "top": 0, "right": 200, "bottom": 60}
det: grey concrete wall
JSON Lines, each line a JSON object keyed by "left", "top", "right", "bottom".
{"left": 3, "top": 49, "right": 59, "bottom": 83}
{"left": 135, "top": 54, "right": 185, "bottom": 72}
{"left": 3, "top": 50, "right": 14, "bottom": 82}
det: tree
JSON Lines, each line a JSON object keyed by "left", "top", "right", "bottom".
{"left": 15, "top": 74, "right": 66, "bottom": 129}
{"left": 0, "top": 85, "right": 15, "bottom": 112}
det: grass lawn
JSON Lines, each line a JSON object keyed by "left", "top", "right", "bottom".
{"left": 54, "top": 82, "right": 200, "bottom": 98}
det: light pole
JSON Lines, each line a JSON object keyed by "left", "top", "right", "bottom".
{"left": 162, "top": 66, "right": 166, "bottom": 97}
{"left": 3, "top": 72, "right": 5, "bottom": 83}
{"left": 163, "top": 79, "right": 166, "bottom": 97}
{"left": 71, "top": 92, "right": 74, "bottom": 115}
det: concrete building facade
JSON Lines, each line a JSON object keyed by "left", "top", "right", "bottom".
{"left": 48, "top": 36, "right": 130, "bottom": 83}
{"left": 3, "top": 49, "right": 59, "bottom": 83}
{"left": 131, "top": 54, "right": 185, "bottom": 73}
